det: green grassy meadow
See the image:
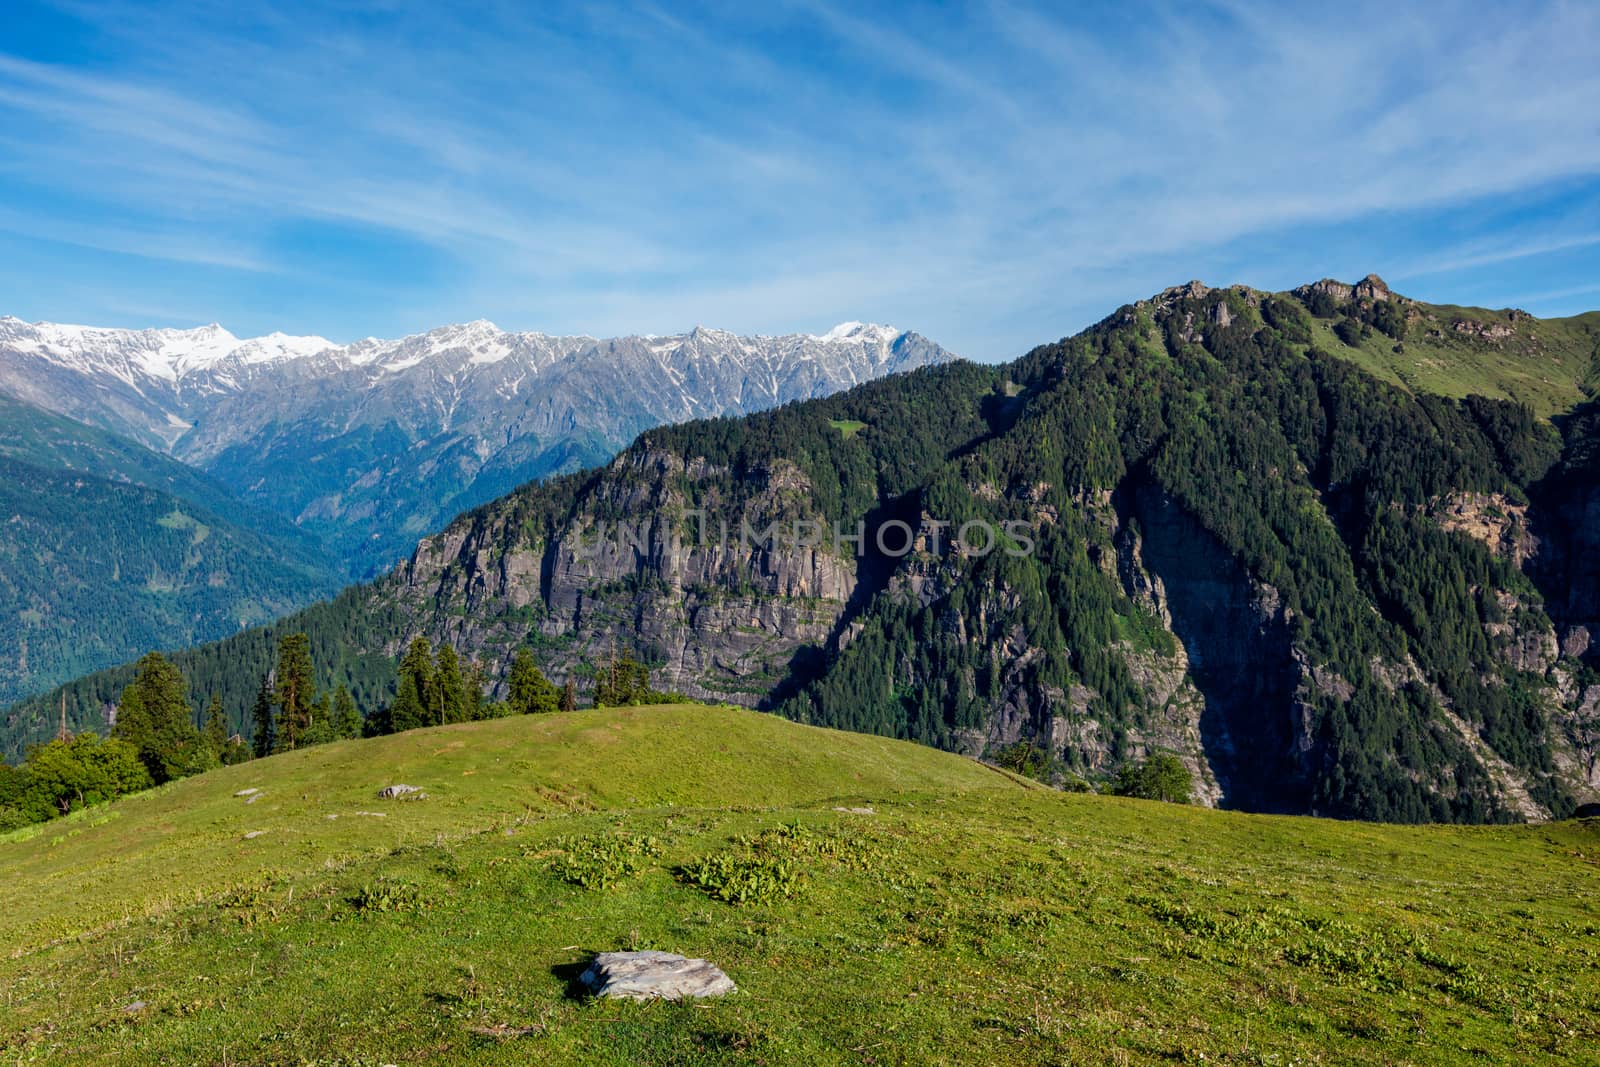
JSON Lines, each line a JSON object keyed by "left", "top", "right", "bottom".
{"left": 2, "top": 705, "right": 1597, "bottom": 1065}
{"left": 1306, "top": 308, "right": 1600, "bottom": 417}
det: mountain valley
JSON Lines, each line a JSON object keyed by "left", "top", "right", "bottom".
{"left": 11, "top": 276, "right": 1599, "bottom": 823}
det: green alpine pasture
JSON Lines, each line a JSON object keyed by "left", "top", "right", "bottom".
{"left": 1307, "top": 306, "right": 1600, "bottom": 418}
{"left": 2, "top": 705, "right": 1597, "bottom": 1065}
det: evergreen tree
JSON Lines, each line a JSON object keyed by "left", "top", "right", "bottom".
{"left": 560, "top": 676, "right": 578, "bottom": 713}
{"left": 508, "top": 648, "right": 559, "bottom": 715}
{"left": 384, "top": 633, "right": 435, "bottom": 735}
{"left": 112, "top": 652, "right": 203, "bottom": 783}
{"left": 272, "top": 632, "right": 317, "bottom": 751}
{"left": 594, "top": 647, "right": 652, "bottom": 707}
{"left": 435, "top": 644, "right": 467, "bottom": 725}
{"left": 462, "top": 658, "right": 487, "bottom": 720}
{"left": 202, "top": 693, "right": 228, "bottom": 760}
{"left": 302, "top": 693, "right": 335, "bottom": 746}
{"left": 333, "top": 684, "right": 362, "bottom": 739}
{"left": 250, "top": 674, "right": 275, "bottom": 758}
{"left": 388, "top": 673, "right": 427, "bottom": 734}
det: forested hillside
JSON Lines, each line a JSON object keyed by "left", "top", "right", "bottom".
{"left": 10, "top": 278, "right": 1600, "bottom": 823}
{"left": 0, "top": 397, "right": 342, "bottom": 706}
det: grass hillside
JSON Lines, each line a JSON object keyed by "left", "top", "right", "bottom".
{"left": 2, "top": 706, "right": 1597, "bottom": 1065}
{"left": 1306, "top": 305, "right": 1600, "bottom": 417}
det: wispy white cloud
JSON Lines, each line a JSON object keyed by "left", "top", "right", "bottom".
{"left": 0, "top": 0, "right": 1597, "bottom": 355}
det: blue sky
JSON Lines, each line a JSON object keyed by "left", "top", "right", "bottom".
{"left": 1, "top": 0, "right": 1597, "bottom": 360}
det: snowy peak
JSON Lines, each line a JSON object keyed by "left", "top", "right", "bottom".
{"left": 1, "top": 315, "right": 928, "bottom": 388}
{"left": 811, "top": 321, "right": 903, "bottom": 345}
{"left": 0, "top": 316, "right": 331, "bottom": 382}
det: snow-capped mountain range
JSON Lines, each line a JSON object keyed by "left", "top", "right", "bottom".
{"left": 0, "top": 315, "right": 956, "bottom": 575}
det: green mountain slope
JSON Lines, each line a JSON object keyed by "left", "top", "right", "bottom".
{"left": 1291, "top": 278, "right": 1600, "bottom": 416}
{"left": 0, "top": 396, "right": 342, "bottom": 709}
{"left": 9, "top": 278, "right": 1600, "bottom": 823}
{"left": 1, "top": 706, "right": 1595, "bottom": 1065}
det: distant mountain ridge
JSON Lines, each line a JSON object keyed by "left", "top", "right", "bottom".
{"left": 0, "top": 316, "right": 957, "bottom": 575}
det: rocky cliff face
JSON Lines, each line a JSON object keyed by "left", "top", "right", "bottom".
{"left": 385, "top": 450, "right": 857, "bottom": 705}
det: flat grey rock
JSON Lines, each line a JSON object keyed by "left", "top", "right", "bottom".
{"left": 377, "top": 784, "right": 424, "bottom": 799}
{"left": 578, "top": 951, "right": 736, "bottom": 1001}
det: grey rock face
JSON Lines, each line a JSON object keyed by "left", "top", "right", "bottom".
{"left": 578, "top": 951, "right": 736, "bottom": 1001}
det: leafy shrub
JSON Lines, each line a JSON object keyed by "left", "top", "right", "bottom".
{"left": 740, "top": 821, "right": 881, "bottom": 870}
{"left": 547, "top": 831, "right": 661, "bottom": 890}
{"left": 1371, "top": 298, "right": 1408, "bottom": 340}
{"left": 1306, "top": 288, "right": 1339, "bottom": 318}
{"left": 349, "top": 878, "right": 432, "bottom": 916}
{"left": 680, "top": 852, "right": 802, "bottom": 905}
{"left": 1262, "top": 294, "right": 1314, "bottom": 343}
{"left": 680, "top": 820, "right": 888, "bottom": 904}
{"left": 1334, "top": 318, "right": 1370, "bottom": 347}
{"left": 992, "top": 741, "right": 1054, "bottom": 781}
{"left": 1112, "top": 752, "right": 1191, "bottom": 803}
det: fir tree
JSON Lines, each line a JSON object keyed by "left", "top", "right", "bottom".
{"left": 333, "top": 684, "right": 362, "bottom": 739}
{"left": 302, "top": 693, "right": 335, "bottom": 746}
{"left": 202, "top": 693, "right": 228, "bottom": 760}
{"left": 560, "top": 676, "right": 578, "bottom": 713}
{"left": 272, "top": 632, "right": 317, "bottom": 751}
{"left": 388, "top": 673, "right": 427, "bottom": 734}
{"left": 394, "top": 637, "right": 435, "bottom": 730}
{"left": 250, "top": 674, "right": 275, "bottom": 758}
{"left": 464, "top": 658, "right": 490, "bottom": 720}
{"left": 112, "top": 652, "right": 202, "bottom": 783}
{"left": 435, "top": 644, "right": 466, "bottom": 725}
{"left": 508, "top": 648, "right": 559, "bottom": 715}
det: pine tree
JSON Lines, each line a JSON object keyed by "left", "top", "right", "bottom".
{"left": 303, "top": 692, "right": 334, "bottom": 745}
{"left": 594, "top": 647, "right": 649, "bottom": 706}
{"left": 435, "top": 644, "right": 466, "bottom": 725}
{"left": 113, "top": 652, "right": 203, "bottom": 783}
{"left": 461, "top": 658, "right": 485, "bottom": 720}
{"left": 272, "top": 632, "right": 317, "bottom": 751}
{"left": 388, "top": 673, "right": 427, "bottom": 733}
{"left": 250, "top": 674, "right": 275, "bottom": 758}
{"left": 560, "top": 676, "right": 578, "bottom": 713}
{"left": 333, "top": 684, "right": 362, "bottom": 739}
{"left": 393, "top": 636, "right": 435, "bottom": 732}
{"left": 508, "top": 648, "right": 559, "bottom": 715}
{"left": 202, "top": 693, "right": 228, "bottom": 760}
